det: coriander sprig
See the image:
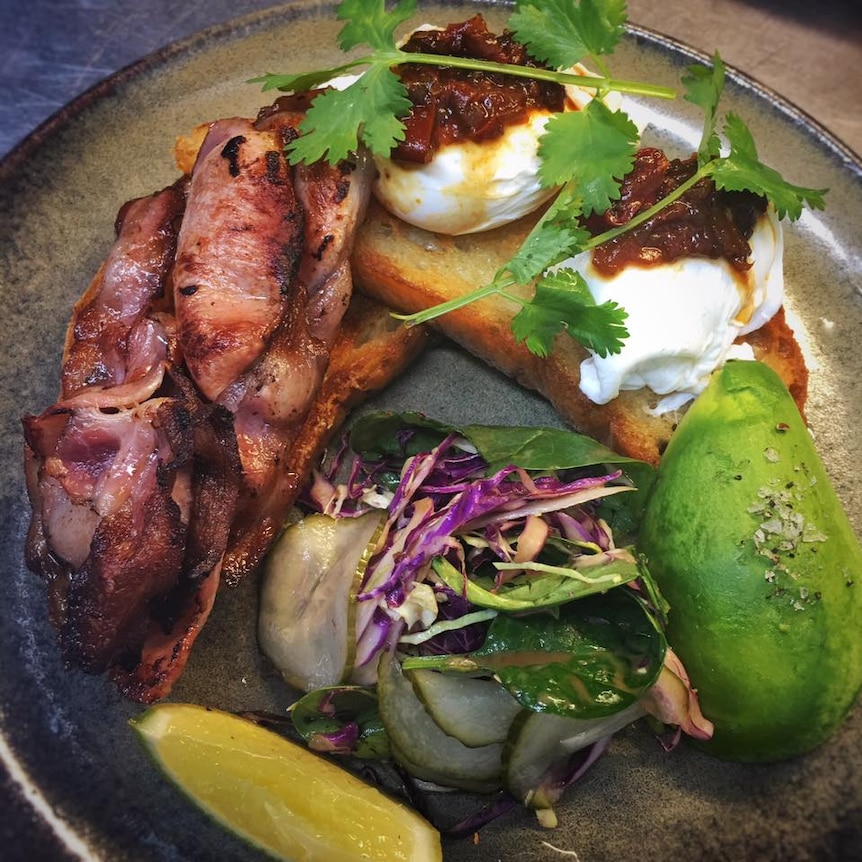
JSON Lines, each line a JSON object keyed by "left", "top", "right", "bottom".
{"left": 508, "top": 0, "right": 627, "bottom": 86}
{"left": 391, "top": 171, "right": 631, "bottom": 359}
{"left": 394, "top": 53, "right": 827, "bottom": 356}
{"left": 254, "top": 53, "right": 675, "bottom": 99}
{"left": 390, "top": 95, "right": 640, "bottom": 359}
{"left": 249, "top": 52, "right": 669, "bottom": 167}
{"left": 250, "top": 0, "right": 674, "bottom": 166}
{"left": 252, "top": 0, "right": 827, "bottom": 361}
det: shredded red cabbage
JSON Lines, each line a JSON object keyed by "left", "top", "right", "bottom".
{"left": 304, "top": 428, "right": 628, "bottom": 671}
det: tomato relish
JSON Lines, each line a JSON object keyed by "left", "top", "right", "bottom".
{"left": 393, "top": 15, "right": 565, "bottom": 163}
{"left": 586, "top": 148, "right": 767, "bottom": 275}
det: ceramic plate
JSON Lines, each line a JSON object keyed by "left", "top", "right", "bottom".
{"left": 1, "top": 2, "right": 861, "bottom": 859}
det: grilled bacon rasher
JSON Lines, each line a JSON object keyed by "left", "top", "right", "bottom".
{"left": 22, "top": 107, "right": 376, "bottom": 702}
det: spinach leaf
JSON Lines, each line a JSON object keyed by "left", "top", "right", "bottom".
{"left": 348, "top": 411, "right": 452, "bottom": 459}
{"left": 350, "top": 411, "right": 650, "bottom": 477}
{"left": 348, "top": 411, "right": 654, "bottom": 536}
{"left": 403, "top": 589, "right": 666, "bottom": 719}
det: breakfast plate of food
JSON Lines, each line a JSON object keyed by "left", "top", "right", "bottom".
{"left": 1, "top": 0, "right": 861, "bottom": 859}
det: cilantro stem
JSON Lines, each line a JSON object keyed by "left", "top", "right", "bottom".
{"left": 392, "top": 278, "right": 516, "bottom": 327}
{"left": 588, "top": 54, "right": 614, "bottom": 92}
{"left": 347, "top": 50, "right": 676, "bottom": 100}
{"left": 406, "top": 51, "right": 677, "bottom": 100}
{"left": 579, "top": 164, "right": 715, "bottom": 252}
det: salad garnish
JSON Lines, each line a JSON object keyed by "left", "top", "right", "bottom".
{"left": 252, "top": 0, "right": 827, "bottom": 360}
{"left": 259, "top": 413, "right": 712, "bottom": 828}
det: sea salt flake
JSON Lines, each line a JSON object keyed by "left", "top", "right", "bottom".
{"left": 802, "top": 524, "right": 828, "bottom": 543}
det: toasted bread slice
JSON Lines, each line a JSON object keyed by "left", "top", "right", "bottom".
{"left": 352, "top": 199, "right": 808, "bottom": 466}
{"left": 285, "top": 292, "right": 433, "bottom": 476}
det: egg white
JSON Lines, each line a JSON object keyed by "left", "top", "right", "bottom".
{"left": 373, "top": 111, "right": 555, "bottom": 235}
{"left": 562, "top": 206, "right": 784, "bottom": 410}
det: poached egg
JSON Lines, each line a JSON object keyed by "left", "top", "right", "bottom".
{"left": 372, "top": 54, "right": 615, "bottom": 235}
{"left": 340, "top": 25, "right": 785, "bottom": 410}
{"left": 562, "top": 205, "right": 784, "bottom": 411}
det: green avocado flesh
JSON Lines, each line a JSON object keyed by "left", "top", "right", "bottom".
{"left": 639, "top": 361, "right": 862, "bottom": 762}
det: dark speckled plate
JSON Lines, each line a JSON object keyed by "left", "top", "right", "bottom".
{"left": 2, "top": 2, "right": 861, "bottom": 860}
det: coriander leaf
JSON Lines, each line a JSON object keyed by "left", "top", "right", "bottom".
{"left": 506, "top": 216, "right": 590, "bottom": 283}
{"left": 711, "top": 113, "right": 827, "bottom": 219}
{"left": 682, "top": 53, "right": 725, "bottom": 165}
{"left": 509, "top": 0, "right": 590, "bottom": 68}
{"left": 543, "top": 179, "right": 587, "bottom": 223}
{"left": 289, "top": 81, "right": 366, "bottom": 164}
{"left": 510, "top": 268, "right": 629, "bottom": 357}
{"left": 288, "top": 65, "right": 411, "bottom": 164}
{"left": 509, "top": 0, "right": 626, "bottom": 68}
{"left": 248, "top": 58, "right": 366, "bottom": 95}
{"left": 355, "top": 65, "right": 414, "bottom": 154}
{"left": 248, "top": 69, "right": 341, "bottom": 93}
{"left": 337, "top": 0, "right": 417, "bottom": 52}
{"left": 538, "top": 98, "right": 638, "bottom": 215}
{"left": 498, "top": 182, "right": 588, "bottom": 283}
{"left": 577, "top": 0, "right": 628, "bottom": 57}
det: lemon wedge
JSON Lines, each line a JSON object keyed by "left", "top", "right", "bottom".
{"left": 131, "top": 703, "right": 442, "bottom": 861}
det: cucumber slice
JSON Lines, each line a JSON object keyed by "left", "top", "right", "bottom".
{"left": 505, "top": 702, "right": 644, "bottom": 810}
{"left": 377, "top": 652, "right": 504, "bottom": 793}
{"left": 407, "top": 668, "right": 522, "bottom": 748}
{"left": 258, "top": 511, "right": 382, "bottom": 691}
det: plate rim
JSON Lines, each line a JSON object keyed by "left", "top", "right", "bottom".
{"left": 2, "top": 2, "right": 861, "bottom": 859}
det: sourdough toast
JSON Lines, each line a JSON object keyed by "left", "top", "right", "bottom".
{"left": 285, "top": 292, "right": 433, "bottom": 479}
{"left": 352, "top": 198, "right": 808, "bottom": 466}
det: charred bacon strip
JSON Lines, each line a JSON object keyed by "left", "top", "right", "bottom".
{"left": 22, "top": 171, "right": 244, "bottom": 697}
{"left": 219, "top": 281, "right": 329, "bottom": 583}
{"left": 110, "top": 561, "right": 222, "bottom": 703}
{"left": 24, "top": 99, "right": 376, "bottom": 700}
{"left": 110, "top": 401, "right": 241, "bottom": 702}
{"left": 60, "top": 182, "right": 186, "bottom": 406}
{"left": 23, "top": 400, "right": 191, "bottom": 672}
{"left": 212, "top": 107, "right": 376, "bottom": 583}
{"left": 257, "top": 103, "right": 375, "bottom": 345}
{"left": 172, "top": 118, "right": 305, "bottom": 402}
{"left": 293, "top": 153, "right": 373, "bottom": 345}
{"left": 23, "top": 388, "right": 242, "bottom": 690}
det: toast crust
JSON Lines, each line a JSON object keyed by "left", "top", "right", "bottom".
{"left": 352, "top": 199, "right": 808, "bottom": 466}
{"left": 286, "top": 292, "right": 433, "bottom": 476}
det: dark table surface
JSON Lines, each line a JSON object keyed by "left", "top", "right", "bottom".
{"left": 1, "top": 0, "right": 860, "bottom": 858}
{"left": 2, "top": 0, "right": 860, "bottom": 160}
